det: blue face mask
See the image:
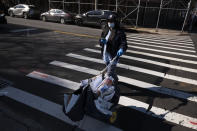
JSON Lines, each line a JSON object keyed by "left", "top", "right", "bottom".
{"left": 108, "top": 22, "right": 115, "bottom": 28}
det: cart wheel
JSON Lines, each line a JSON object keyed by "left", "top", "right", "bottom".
{"left": 109, "top": 111, "right": 117, "bottom": 123}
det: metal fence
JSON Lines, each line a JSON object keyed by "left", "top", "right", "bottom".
{"left": 1, "top": 0, "right": 195, "bottom": 32}
{"left": 48, "top": 0, "right": 191, "bottom": 32}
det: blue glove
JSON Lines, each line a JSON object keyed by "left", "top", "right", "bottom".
{"left": 117, "top": 48, "right": 124, "bottom": 57}
{"left": 100, "top": 38, "right": 107, "bottom": 45}
{"left": 100, "top": 85, "right": 109, "bottom": 93}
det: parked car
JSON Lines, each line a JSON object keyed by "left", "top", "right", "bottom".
{"left": 41, "top": 9, "right": 74, "bottom": 24}
{"left": 75, "top": 10, "right": 118, "bottom": 28}
{"left": 8, "top": 4, "right": 40, "bottom": 19}
{"left": 0, "top": 9, "right": 7, "bottom": 24}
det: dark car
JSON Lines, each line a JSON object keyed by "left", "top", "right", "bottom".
{"left": 41, "top": 9, "right": 74, "bottom": 24}
{"left": 0, "top": 9, "right": 7, "bottom": 24}
{"left": 8, "top": 4, "right": 40, "bottom": 19}
{"left": 75, "top": 10, "right": 117, "bottom": 28}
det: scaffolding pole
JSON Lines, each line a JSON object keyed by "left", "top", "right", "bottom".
{"left": 63, "top": 0, "right": 64, "bottom": 10}
{"left": 181, "top": 0, "right": 191, "bottom": 32}
{"left": 116, "top": 0, "right": 118, "bottom": 12}
{"left": 136, "top": 0, "right": 141, "bottom": 28}
{"left": 156, "top": 0, "right": 163, "bottom": 32}
{"left": 48, "top": 0, "right": 190, "bottom": 31}
{"left": 143, "top": 0, "right": 149, "bottom": 26}
{"left": 95, "top": 0, "right": 97, "bottom": 10}
{"left": 78, "top": 0, "right": 80, "bottom": 14}
{"left": 49, "top": 0, "right": 50, "bottom": 10}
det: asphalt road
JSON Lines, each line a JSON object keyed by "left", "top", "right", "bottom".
{"left": 0, "top": 16, "right": 197, "bottom": 131}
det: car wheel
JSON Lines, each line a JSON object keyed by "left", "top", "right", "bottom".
{"left": 42, "top": 16, "right": 46, "bottom": 22}
{"left": 75, "top": 19, "right": 83, "bottom": 26}
{"left": 60, "top": 18, "right": 65, "bottom": 24}
{"left": 9, "top": 11, "right": 14, "bottom": 17}
{"left": 101, "top": 21, "right": 107, "bottom": 29}
{"left": 23, "top": 13, "right": 28, "bottom": 19}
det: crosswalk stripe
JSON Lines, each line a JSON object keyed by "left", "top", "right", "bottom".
{"left": 84, "top": 48, "right": 197, "bottom": 73}
{"left": 127, "top": 38, "right": 195, "bottom": 48}
{"left": 127, "top": 45, "right": 197, "bottom": 58}
{"left": 27, "top": 71, "right": 79, "bottom": 90}
{"left": 50, "top": 60, "right": 197, "bottom": 103}
{"left": 127, "top": 35, "right": 193, "bottom": 43}
{"left": 26, "top": 71, "right": 197, "bottom": 130}
{"left": 127, "top": 34, "right": 190, "bottom": 39}
{"left": 95, "top": 44, "right": 197, "bottom": 58}
{"left": 127, "top": 50, "right": 197, "bottom": 65}
{"left": 86, "top": 48, "right": 197, "bottom": 65}
{"left": 127, "top": 34, "right": 192, "bottom": 41}
{"left": 66, "top": 53, "right": 197, "bottom": 86}
{"left": 119, "top": 96, "right": 197, "bottom": 130}
{"left": 127, "top": 36, "right": 193, "bottom": 45}
{"left": 2, "top": 86, "right": 121, "bottom": 131}
{"left": 127, "top": 34, "right": 192, "bottom": 42}
{"left": 127, "top": 41, "right": 196, "bottom": 53}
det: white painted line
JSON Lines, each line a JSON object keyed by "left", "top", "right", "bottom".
{"left": 127, "top": 35, "right": 193, "bottom": 43}
{"left": 85, "top": 48, "right": 197, "bottom": 65}
{"left": 0, "top": 91, "right": 8, "bottom": 96}
{"left": 128, "top": 34, "right": 191, "bottom": 39}
{"left": 50, "top": 60, "right": 197, "bottom": 103}
{"left": 127, "top": 38, "right": 194, "bottom": 48}
{"left": 25, "top": 70, "right": 197, "bottom": 131}
{"left": 95, "top": 44, "right": 197, "bottom": 59}
{"left": 25, "top": 71, "right": 197, "bottom": 130}
{"left": 84, "top": 48, "right": 197, "bottom": 73}
{"left": 127, "top": 36, "right": 193, "bottom": 44}
{"left": 128, "top": 45, "right": 197, "bottom": 58}
{"left": 127, "top": 34, "right": 192, "bottom": 41}
{"left": 2, "top": 86, "right": 121, "bottom": 131}
{"left": 27, "top": 71, "right": 79, "bottom": 90}
{"left": 127, "top": 41, "right": 196, "bottom": 53}
{"left": 10, "top": 28, "right": 37, "bottom": 33}
{"left": 128, "top": 50, "right": 197, "bottom": 65}
{"left": 119, "top": 96, "right": 197, "bottom": 130}
{"left": 65, "top": 53, "right": 197, "bottom": 86}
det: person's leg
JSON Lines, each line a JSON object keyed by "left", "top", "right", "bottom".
{"left": 103, "top": 45, "right": 110, "bottom": 65}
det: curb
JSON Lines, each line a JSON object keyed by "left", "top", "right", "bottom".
{"left": 123, "top": 26, "right": 189, "bottom": 36}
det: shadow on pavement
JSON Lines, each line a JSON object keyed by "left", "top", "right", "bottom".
{"left": 0, "top": 23, "right": 52, "bottom": 35}
{"left": 114, "top": 106, "right": 174, "bottom": 131}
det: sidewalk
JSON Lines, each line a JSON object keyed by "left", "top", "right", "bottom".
{"left": 124, "top": 26, "right": 189, "bottom": 36}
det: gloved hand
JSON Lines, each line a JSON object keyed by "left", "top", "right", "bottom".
{"left": 99, "top": 85, "right": 109, "bottom": 93}
{"left": 100, "top": 38, "right": 107, "bottom": 45}
{"left": 117, "top": 48, "right": 124, "bottom": 57}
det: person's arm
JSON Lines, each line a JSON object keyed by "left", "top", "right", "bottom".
{"left": 119, "top": 30, "right": 128, "bottom": 53}
{"left": 99, "top": 30, "right": 105, "bottom": 46}
{"left": 99, "top": 28, "right": 109, "bottom": 46}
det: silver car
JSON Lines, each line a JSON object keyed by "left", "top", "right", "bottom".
{"left": 41, "top": 9, "right": 74, "bottom": 24}
{"left": 8, "top": 4, "right": 40, "bottom": 19}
